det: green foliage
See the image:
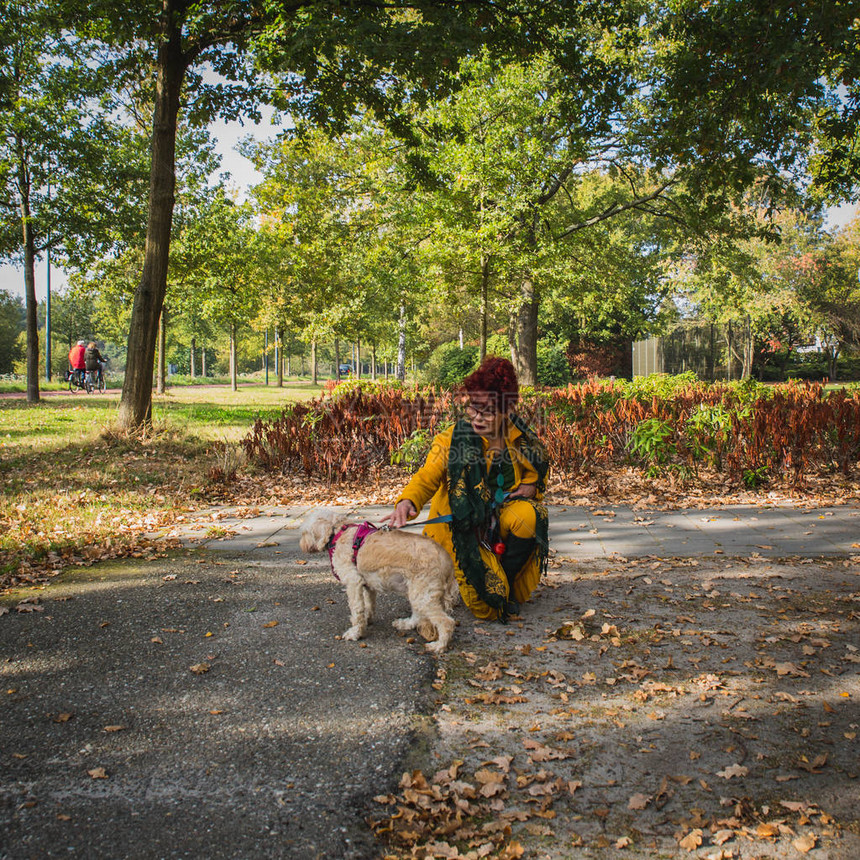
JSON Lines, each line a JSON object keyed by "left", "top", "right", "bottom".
{"left": 627, "top": 417, "right": 677, "bottom": 474}
{"left": 423, "top": 341, "right": 479, "bottom": 388}
{"left": 536, "top": 338, "right": 570, "bottom": 387}
{"left": 390, "top": 428, "right": 433, "bottom": 472}
{"left": 0, "top": 289, "right": 24, "bottom": 373}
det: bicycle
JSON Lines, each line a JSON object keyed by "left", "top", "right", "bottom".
{"left": 67, "top": 367, "right": 92, "bottom": 393}
{"left": 86, "top": 367, "right": 106, "bottom": 393}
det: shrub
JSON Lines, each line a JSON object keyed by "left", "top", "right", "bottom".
{"left": 242, "top": 377, "right": 860, "bottom": 488}
{"left": 423, "top": 342, "right": 479, "bottom": 387}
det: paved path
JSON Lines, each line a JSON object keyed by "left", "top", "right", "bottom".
{"left": 165, "top": 502, "right": 860, "bottom": 560}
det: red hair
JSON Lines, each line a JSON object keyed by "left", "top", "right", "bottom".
{"left": 461, "top": 356, "right": 519, "bottom": 410}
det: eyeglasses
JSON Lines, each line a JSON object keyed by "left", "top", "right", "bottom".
{"left": 466, "top": 402, "right": 499, "bottom": 419}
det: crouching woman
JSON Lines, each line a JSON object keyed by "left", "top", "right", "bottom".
{"left": 383, "top": 356, "right": 549, "bottom": 621}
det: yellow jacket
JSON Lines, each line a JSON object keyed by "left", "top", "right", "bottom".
{"left": 396, "top": 420, "right": 544, "bottom": 619}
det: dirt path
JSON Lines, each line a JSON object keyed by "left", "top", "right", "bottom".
{"left": 372, "top": 557, "right": 860, "bottom": 859}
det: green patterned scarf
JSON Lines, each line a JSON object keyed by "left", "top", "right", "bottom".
{"left": 447, "top": 415, "right": 550, "bottom": 621}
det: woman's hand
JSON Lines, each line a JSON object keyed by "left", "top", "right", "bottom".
{"left": 508, "top": 483, "right": 537, "bottom": 500}
{"left": 383, "top": 499, "right": 417, "bottom": 529}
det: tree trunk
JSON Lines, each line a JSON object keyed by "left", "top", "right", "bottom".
{"left": 371, "top": 344, "right": 377, "bottom": 380}
{"left": 156, "top": 308, "right": 166, "bottom": 394}
{"left": 16, "top": 138, "right": 39, "bottom": 404}
{"left": 190, "top": 336, "right": 196, "bottom": 378}
{"left": 201, "top": 346, "right": 207, "bottom": 378}
{"left": 311, "top": 339, "right": 317, "bottom": 385}
{"left": 117, "top": 10, "right": 186, "bottom": 430}
{"left": 334, "top": 338, "right": 341, "bottom": 380}
{"left": 742, "top": 314, "right": 753, "bottom": 379}
{"left": 230, "top": 322, "right": 237, "bottom": 391}
{"left": 275, "top": 326, "right": 283, "bottom": 387}
{"left": 355, "top": 338, "right": 361, "bottom": 379}
{"left": 397, "top": 303, "right": 406, "bottom": 382}
{"left": 479, "top": 253, "right": 489, "bottom": 362}
{"left": 21, "top": 200, "right": 39, "bottom": 404}
{"left": 510, "top": 276, "right": 538, "bottom": 385}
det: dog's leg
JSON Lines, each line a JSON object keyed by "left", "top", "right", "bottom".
{"left": 364, "top": 585, "right": 377, "bottom": 625}
{"left": 392, "top": 613, "right": 418, "bottom": 632}
{"left": 406, "top": 581, "right": 456, "bottom": 654}
{"left": 342, "top": 574, "right": 369, "bottom": 641}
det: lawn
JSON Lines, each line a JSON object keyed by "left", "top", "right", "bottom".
{"left": 0, "top": 382, "right": 322, "bottom": 591}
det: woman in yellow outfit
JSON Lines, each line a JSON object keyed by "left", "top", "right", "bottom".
{"left": 384, "top": 357, "right": 549, "bottom": 621}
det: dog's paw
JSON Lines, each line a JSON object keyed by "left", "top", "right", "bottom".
{"left": 392, "top": 617, "right": 417, "bottom": 632}
{"left": 424, "top": 639, "right": 447, "bottom": 654}
{"left": 342, "top": 626, "right": 363, "bottom": 641}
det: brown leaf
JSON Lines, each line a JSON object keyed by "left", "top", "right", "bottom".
{"left": 711, "top": 829, "right": 734, "bottom": 845}
{"left": 262, "top": 621, "right": 279, "bottom": 628}
{"left": 793, "top": 833, "right": 817, "bottom": 854}
{"left": 87, "top": 767, "right": 108, "bottom": 779}
{"left": 103, "top": 725, "right": 125, "bottom": 733}
{"left": 189, "top": 663, "right": 210, "bottom": 675}
{"left": 53, "top": 712, "right": 73, "bottom": 723}
{"left": 628, "top": 793, "right": 650, "bottom": 810}
{"left": 717, "top": 763, "right": 748, "bottom": 779}
{"left": 678, "top": 829, "right": 703, "bottom": 851}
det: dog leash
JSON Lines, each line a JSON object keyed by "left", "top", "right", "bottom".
{"left": 386, "top": 514, "right": 453, "bottom": 530}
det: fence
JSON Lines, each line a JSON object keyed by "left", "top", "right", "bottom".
{"left": 632, "top": 320, "right": 753, "bottom": 381}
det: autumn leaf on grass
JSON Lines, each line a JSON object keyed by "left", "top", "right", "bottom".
{"left": 87, "top": 767, "right": 108, "bottom": 779}
{"left": 717, "top": 763, "right": 748, "bottom": 780}
{"left": 189, "top": 663, "right": 210, "bottom": 675}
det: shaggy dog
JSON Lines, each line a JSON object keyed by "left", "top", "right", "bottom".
{"left": 299, "top": 508, "right": 457, "bottom": 653}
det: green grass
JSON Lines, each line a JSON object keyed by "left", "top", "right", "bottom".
{"left": 0, "top": 382, "right": 322, "bottom": 591}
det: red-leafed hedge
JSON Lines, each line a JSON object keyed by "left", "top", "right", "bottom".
{"left": 242, "top": 377, "right": 860, "bottom": 488}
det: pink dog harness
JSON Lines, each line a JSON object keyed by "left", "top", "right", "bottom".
{"left": 327, "top": 521, "right": 378, "bottom": 580}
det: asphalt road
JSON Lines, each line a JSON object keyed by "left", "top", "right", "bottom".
{"left": 1, "top": 547, "right": 437, "bottom": 860}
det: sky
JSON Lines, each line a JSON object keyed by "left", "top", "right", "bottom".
{"left": 0, "top": 114, "right": 277, "bottom": 302}
{"left": 1, "top": 122, "right": 858, "bottom": 304}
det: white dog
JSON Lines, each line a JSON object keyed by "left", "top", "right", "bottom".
{"left": 299, "top": 508, "right": 458, "bottom": 653}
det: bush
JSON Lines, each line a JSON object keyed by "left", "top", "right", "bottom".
{"left": 423, "top": 342, "right": 479, "bottom": 387}
{"left": 243, "top": 376, "right": 860, "bottom": 488}
{"left": 537, "top": 339, "right": 571, "bottom": 387}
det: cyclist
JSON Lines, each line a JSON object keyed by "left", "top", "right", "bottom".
{"left": 84, "top": 342, "right": 108, "bottom": 389}
{"left": 68, "top": 340, "right": 86, "bottom": 386}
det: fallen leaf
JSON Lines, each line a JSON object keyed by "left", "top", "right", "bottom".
{"left": 262, "top": 621, "right": 279, "bottom": 628}
{"left": 628, "top": 793, "right": 651, "bottom": 810}
{"left": 87, "top": 767, "right": 108, "bottom": 779}
{"left": 103, "top": 725, "right": 125, "bottom": 733}
{"left": 189, "top": 663, "right": 210, "bottom": 675}
{"left": 678, "top": 828, "right": 703, "bottom": 851}
{"left": 717, "top": 764, "right": 748, "bottom": 780}
{"left": 793, "top": 833, "right": 817, "bottom": 854}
